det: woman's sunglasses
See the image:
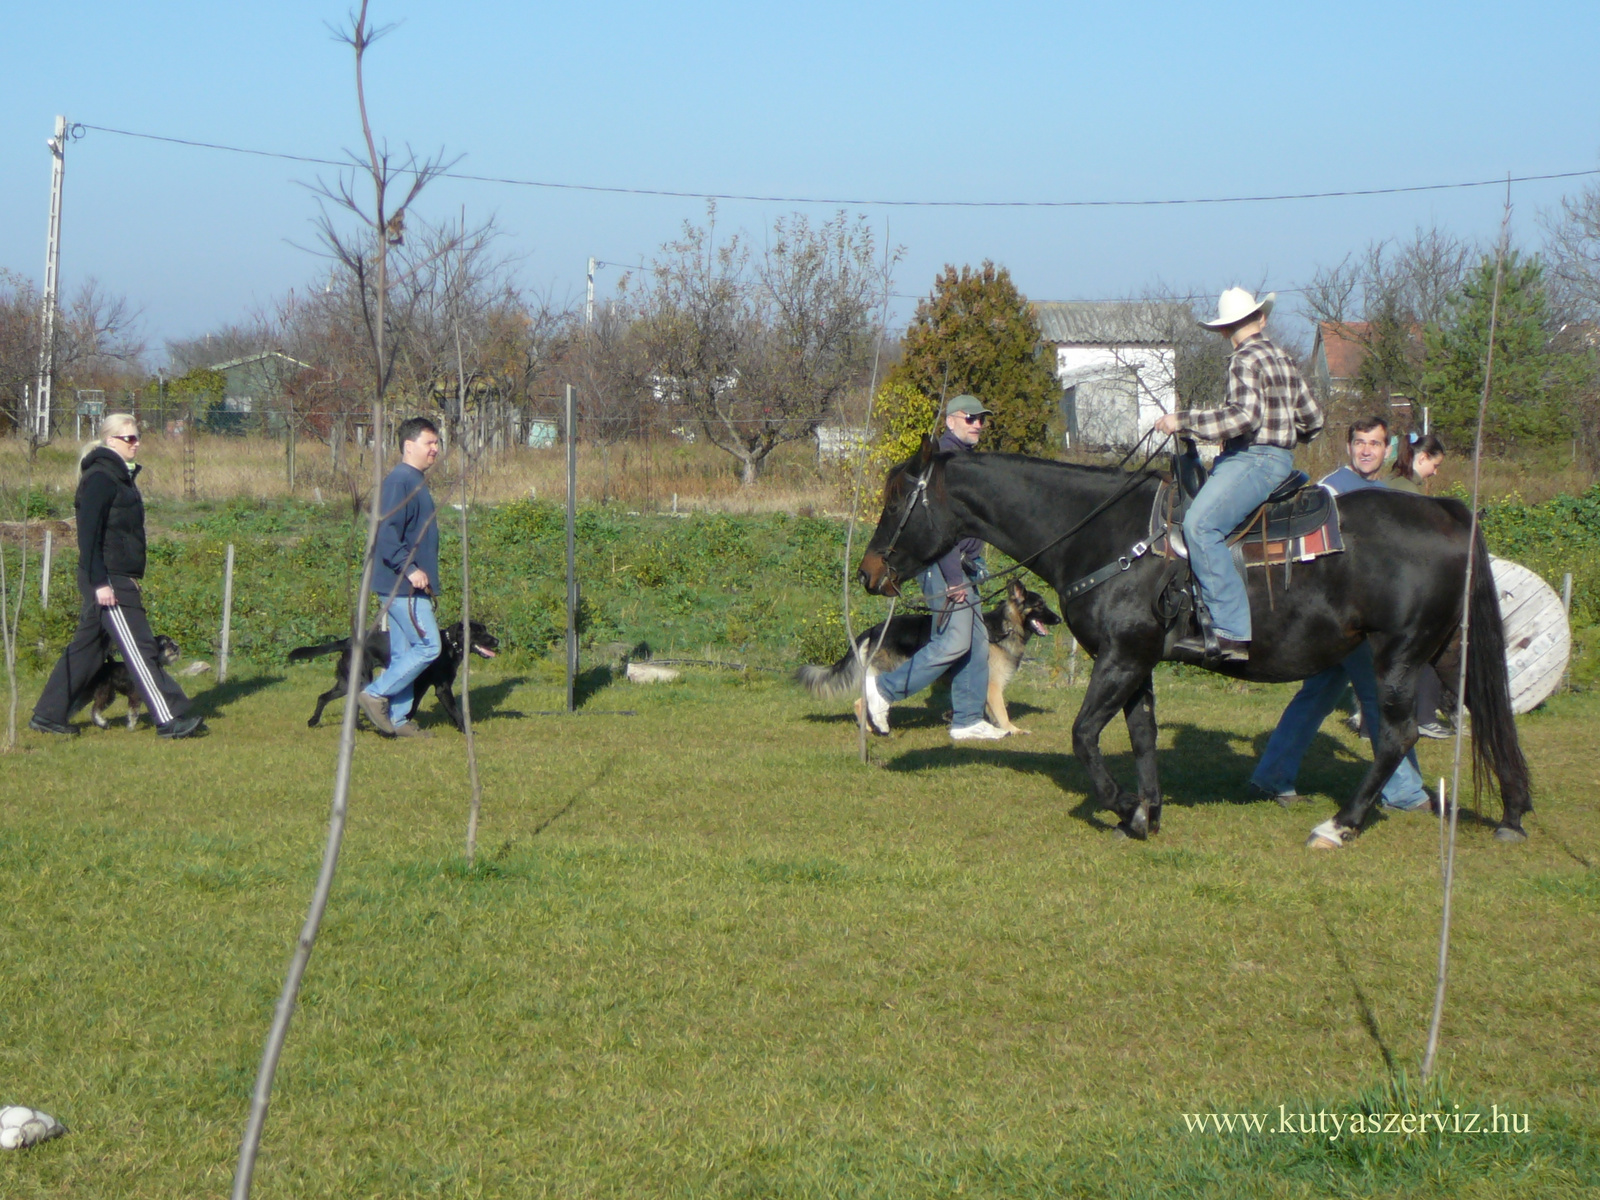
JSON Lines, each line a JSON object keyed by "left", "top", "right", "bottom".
{"left": 112, "top": 434, "right": 140, "bottom": 444}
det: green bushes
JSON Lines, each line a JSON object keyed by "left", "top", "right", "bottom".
{"left": 7, "top": 486, "right": 1591, "bottom": 677}
{"left": 1475, "top": 484, "right": 1600, "bottom": 626}
{"left": 6, "top": 499, "right": 895, "bottom": 672}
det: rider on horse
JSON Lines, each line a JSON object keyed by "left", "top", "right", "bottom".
{"left": 1154, "top": 288, "right": 1324, "bottom": 664}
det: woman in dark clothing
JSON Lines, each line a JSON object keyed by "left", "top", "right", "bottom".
{"left": 30, "top": 414, "right": 203, "bottom": 739}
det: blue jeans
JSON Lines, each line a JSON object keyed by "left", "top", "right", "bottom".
{"left": 364, "top": 595, "right": 441, "bottom": 724}
{"left": 875, "top": 567, "right": 990, "bottom": 727}
{"left": 1251, "top": 642, "right": 1431, "bottom": 810}
{"left": 1183, "top": 443, "right": 1295, "bottom": 641}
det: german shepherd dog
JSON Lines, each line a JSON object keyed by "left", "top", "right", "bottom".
{"left": 290, "top": 619, "right": 499, "bottom": 731}
{"left": 89, "top": 634, "right": 182, "bottom": 729}
{"left": 796, "top": 579, "right": 1061, "bottom": 733}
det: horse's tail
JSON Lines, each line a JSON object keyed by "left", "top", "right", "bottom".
{"left": 1463, "top": 525, "right": 1532, "bottom": 827}
{"left": 288, "top": 639, "right": 349, "bottom": 663}
{"left": 794, "top": 644, "right": 866, "bottom": 699}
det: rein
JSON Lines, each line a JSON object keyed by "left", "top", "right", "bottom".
{"left": 873, "top": 428, "right": 1168, "bottom": 617}
{"left": 975, "top": 428, "right": 1167, "bottom": 603}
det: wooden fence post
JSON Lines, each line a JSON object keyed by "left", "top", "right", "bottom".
{"left": 220, "top": 543, "right": 235, "bottom": 684}
{"left": 40, "top": 530, "right": 51, "bottom": 610}
{"left": 565, "top": 385, "right": 578, "bottom": 714}
{"left": 1561, "top": 576, "right": 1574, "bottom": 694}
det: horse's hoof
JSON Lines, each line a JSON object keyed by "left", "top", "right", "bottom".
{"left": 1127, "top": 812, "right": 1149, "bottom": 841}
{"left": 1305, "top": 817, "right": 1350, "bottom": 850}
{"left": 1110, "top": 825, "right": 1131, "bottom": 840}
{"left": 1494, "top": 825, "right": 1529, "bottom": 843}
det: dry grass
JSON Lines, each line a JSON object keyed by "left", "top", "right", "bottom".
{"left": 4, "top": 432, "right": 1591, "bottom": 520}
{"left": 0, "top": 433, "right": 858, "bottom": 516}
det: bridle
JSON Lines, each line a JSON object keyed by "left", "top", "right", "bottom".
{"left": 868, "top": 469, "right": 931, "bottom": 594}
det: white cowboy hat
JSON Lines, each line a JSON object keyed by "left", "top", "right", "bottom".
{"left": 1200, "top": 286, "right": 1275, "bottom": 329}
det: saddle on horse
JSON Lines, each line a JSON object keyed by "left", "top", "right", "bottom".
{"left": 1152, "top": 442, "right": 1345, "bottom": 660}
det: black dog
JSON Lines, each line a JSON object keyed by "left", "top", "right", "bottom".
{"left": 796, "top": 579, "right": 1061, "bottom": 733}
{"left": 289, "top": 620, "right": 499, "bottom": 730}
{"left": 88, "top": 635, "right": 182, "bottom": 729}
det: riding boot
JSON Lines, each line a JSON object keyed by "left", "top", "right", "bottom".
{"left": 1170, "top": 592, "right": 1250, "bottom": 664}
{"left": 1172, "top": 589, "right": 1220, "bottom": 658}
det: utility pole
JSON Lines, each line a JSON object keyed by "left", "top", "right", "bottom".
{"left": 34, "top": 116, "right": 67, "bottom": 445}
{"left": 585, "top": 257, "right": 595, "bottom": 328}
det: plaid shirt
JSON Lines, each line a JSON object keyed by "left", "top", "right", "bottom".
{"left": 1179, "top": 334, "right": 1324, "bottom": 448}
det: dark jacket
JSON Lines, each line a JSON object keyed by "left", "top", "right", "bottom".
{"left": 76, "top": 446, "right": 147, "bottom": 586}
{"left": 936, "top": 429, "right": 985, "bottom": 587}
{"left": 372, "top": 462, "right": 440, "bottom": 598}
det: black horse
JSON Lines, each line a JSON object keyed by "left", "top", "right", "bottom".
{"left": 857, "top": 437, "right": 1531, "bottom": 848}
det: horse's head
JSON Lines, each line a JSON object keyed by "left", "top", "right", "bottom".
{"left": 857, "top": 435, "right": 953, "bottom": 596}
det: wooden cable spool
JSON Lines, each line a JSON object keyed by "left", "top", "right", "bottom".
{"left": 1489, "top": 555, "right": 1571, "bottom": 715}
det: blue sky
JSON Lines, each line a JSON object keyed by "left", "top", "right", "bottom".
{"left": 3, "top": 1, "right": 1597, "bottom": 357}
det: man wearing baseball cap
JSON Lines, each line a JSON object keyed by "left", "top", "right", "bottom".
{"left": 1153, "top": 288, "right": 1324, "bottom": 664}
{"left": 858, "top": 394, "right": 1009, "bottom": 740}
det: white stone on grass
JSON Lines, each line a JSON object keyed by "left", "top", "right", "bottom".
{"left": 0, "top": 1104, "right": 66, "bottom": 1149}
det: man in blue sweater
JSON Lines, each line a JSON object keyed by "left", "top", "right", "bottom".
{"left": 859, "top": 394, "right": 1007, "bottom": 741}
{"left": 1248, "top": 415, "right": 1432, "bottom": 811}
{"left": 358, "top": 417, "right": 443, "bottom": 739}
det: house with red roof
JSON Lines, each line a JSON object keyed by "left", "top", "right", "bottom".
{"left": 1308, "top": 321, "right": 1373, "bottom": 399}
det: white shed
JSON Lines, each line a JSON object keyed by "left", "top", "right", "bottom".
{"left": 1034, "top": 302, "right": 1187, "bottom": 450}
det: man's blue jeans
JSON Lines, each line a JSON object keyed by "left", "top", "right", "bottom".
{"left": 875, "top": 567, "right": 989, "bottom": 728}
{"left": 1182, "top": 443, "right": 1295, "bottom": 641}
{"left": 1251, "top": 642, "right": 1431, "bottom": 810}
{"left": 364, "top": 594, "right": 442, "bottom": 724}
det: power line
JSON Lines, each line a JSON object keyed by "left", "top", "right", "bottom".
{"left": 79, "top": 122, "right": 1600, "bottom": 211}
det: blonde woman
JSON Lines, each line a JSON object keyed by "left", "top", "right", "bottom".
{"left": 30, "top": 414, "right": 203, "bottom": 738}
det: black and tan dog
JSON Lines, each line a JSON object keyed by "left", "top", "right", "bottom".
{"left": 796, "top": 579, "right": 1061, "bottom": 733}
{"left": 290, "top": 620, "right": 499, "bottom": 731}
{"left": 88, "top": 634, "right": 182, "bottom": 729}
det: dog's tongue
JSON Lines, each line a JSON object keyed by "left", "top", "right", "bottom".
{"left": 475, "top": 645, "right": 498, "bottom": 658}
{"left": 1030, "top": 618, "right": 1052, "bottom": 636}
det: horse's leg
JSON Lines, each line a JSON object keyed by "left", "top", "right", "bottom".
{"left": 1122, "top": 674, "right": 1162, "bottom": 835}
{"left": 1073, "top": 655, "right": 1156, "bottom": 838}
{"left": 1312, "top": 639, "right": 1427, "bottom": 847}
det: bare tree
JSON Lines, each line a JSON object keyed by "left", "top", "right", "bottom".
{"left": 637, "top": 206, "right": 888, "bottom": 485}
{"left": 572, "top": 298, "right": 647, "bottom": 446}
{"left": 1542, "top": 180, "right": 1600, "bottom": 323}
{"left": 1304, "top": 227, "right": 1474, "bottom": 332}
{"left": 1, "top": 272, "right": 144, "bottom": 434}
{"left": 232, "top": 5, "right": 457, "bottom": 1196}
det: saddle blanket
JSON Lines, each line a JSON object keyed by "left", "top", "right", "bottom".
{"left": 1152, "top": 480, "right": 1345, "bottom": 569}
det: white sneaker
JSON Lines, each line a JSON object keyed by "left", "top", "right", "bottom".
{"left": 950, "top": 719, "right": 1010, "bottom": 741}
{"left": 856, "top": 672, "right": 891, "bottom": 735}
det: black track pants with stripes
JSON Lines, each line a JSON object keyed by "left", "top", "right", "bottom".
{"left": 33, "top": 574, "right": 190, "bottom": 728}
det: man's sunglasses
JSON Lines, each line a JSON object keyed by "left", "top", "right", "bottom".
{"left": 111, "top": 434, "right": 140, "bottom": 444}
{"left": 956, "top": 413, "right": 987, "bottom": 424}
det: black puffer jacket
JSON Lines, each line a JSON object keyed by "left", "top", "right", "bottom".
{"left": 76, "top": 446, "right": 146, "bottom": 585}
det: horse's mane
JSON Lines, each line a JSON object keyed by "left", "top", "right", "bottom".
{"left": 883, "top": 448, "right": 1161, "bottom": 507}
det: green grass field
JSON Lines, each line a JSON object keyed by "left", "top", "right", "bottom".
{"left": 2, "top": 662, "right": 1597, "bottom": 1198}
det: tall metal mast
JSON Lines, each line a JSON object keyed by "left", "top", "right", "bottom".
{"left": 34, "top": 115, "right": 67, "bottom": 443}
